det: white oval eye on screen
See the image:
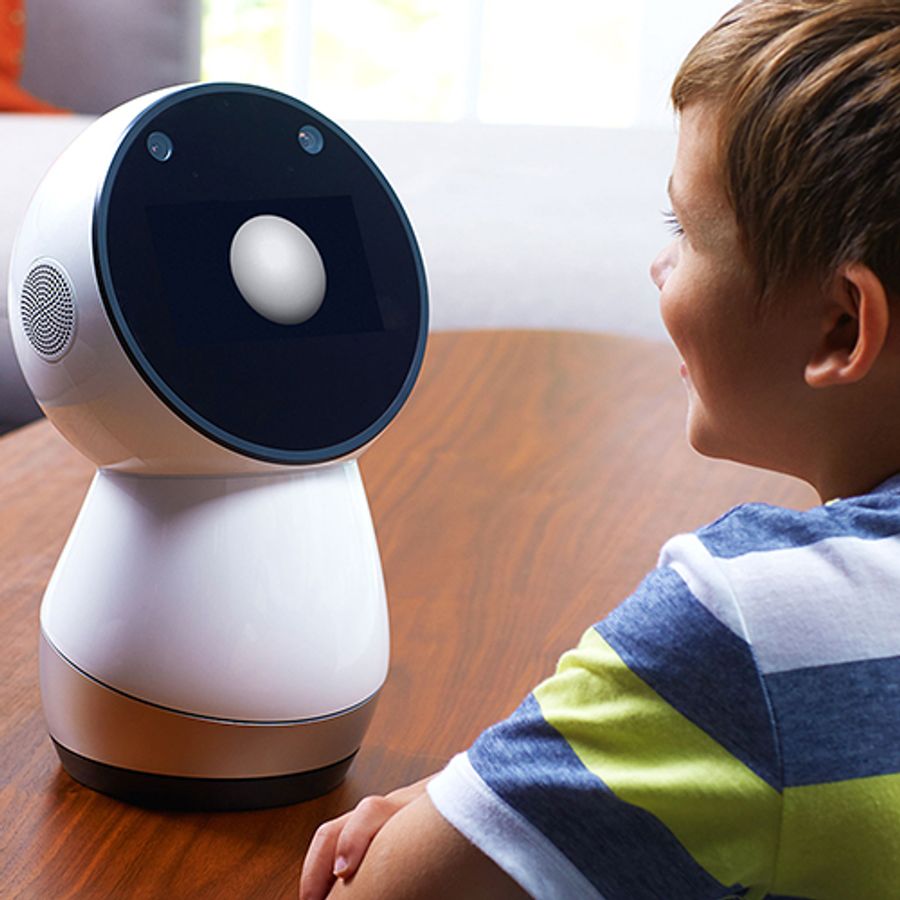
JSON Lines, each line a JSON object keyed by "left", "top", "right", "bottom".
{"left": 229, "top": 214, "right": 327, "bottom": 325}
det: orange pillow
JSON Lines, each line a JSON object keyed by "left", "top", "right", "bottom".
{"left": 0, "top": 0, "right": 65, "bottom": 113}
{"left": 0, "top": 77, "right": 63, "bottom": 112}
{"left": 0, "top": 0, "right": 24, "bottom": 83}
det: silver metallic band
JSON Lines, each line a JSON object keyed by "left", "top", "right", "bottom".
{"left": 40, "top": 631, "right": 379, "bottom": 779}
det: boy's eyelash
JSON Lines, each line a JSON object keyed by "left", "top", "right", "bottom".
{"left": 662, "top": 208, "right": 684, "bottom": 237}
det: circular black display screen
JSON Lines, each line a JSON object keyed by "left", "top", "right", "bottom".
{"left": 95, "top": 84, "right": 428, "bottom": 463}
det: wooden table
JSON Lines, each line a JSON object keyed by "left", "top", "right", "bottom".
{"left": 0, "top": 331, "right": 816, "bottom": 899}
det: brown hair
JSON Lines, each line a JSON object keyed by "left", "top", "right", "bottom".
{"left": 672, "top": 0, "right": 900, "bottom": 304}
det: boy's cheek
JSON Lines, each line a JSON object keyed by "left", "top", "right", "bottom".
{"left": 658, "top": 285, "right": 689, "bottom": 349}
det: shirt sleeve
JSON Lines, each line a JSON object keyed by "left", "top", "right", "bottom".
{"left": 427, "top": 533, "right": 783, "bottom": 900}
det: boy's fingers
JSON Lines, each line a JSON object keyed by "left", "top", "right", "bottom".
{"left": 299, "top": 814, "right": 351, "bottom": 900}
{"left": 332, "top": 795, "right": 399, "bottom": 878}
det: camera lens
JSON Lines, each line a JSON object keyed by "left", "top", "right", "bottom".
{"left": 297, "top": 125, "right": 324, "bottom": 155}
{"left": 147, "top": 131, "right": 173, "bottom": 162}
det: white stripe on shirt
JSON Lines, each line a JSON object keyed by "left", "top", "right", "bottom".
{"left": 428, "top": 752, "right": 605, "bottom": 900}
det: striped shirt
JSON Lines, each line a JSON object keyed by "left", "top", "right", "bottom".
{"left": 428, "top": 475, "right": 900, "bottom": 899}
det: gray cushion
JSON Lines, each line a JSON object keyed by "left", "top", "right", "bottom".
{"left": 20, "top": 0, "right": 202, "bottom": 114}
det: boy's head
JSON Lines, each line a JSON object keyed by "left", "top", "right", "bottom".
{"left": 651, "top": 0, "right": 900, "bottom": 500}
{"left": 672, "top": 0, "right": 900, "bottom": 304}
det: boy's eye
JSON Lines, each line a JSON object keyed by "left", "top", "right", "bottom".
{"left": 662, "top": 208, "right": 684, "bottom": 237}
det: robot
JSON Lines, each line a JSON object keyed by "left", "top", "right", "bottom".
{"left": 7, "top": 82, "right": 428, "bottom": 810}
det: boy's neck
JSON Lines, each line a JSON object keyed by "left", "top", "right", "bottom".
{"left": 807, "top": 420, "right": 900, "bottom": 504}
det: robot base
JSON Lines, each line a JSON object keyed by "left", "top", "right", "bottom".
{"left": 41, "top": 633, "right": 378, "bottom": 811}
{"left": 52, "top": 740, "right": 356, "bottom": 811}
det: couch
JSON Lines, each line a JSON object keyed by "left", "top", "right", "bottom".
{"left": 1, "top": 0, "right": 676, "bottom": 433}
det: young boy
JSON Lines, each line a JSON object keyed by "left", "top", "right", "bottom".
{"left": 300, "top": 1, "right": 900, "bottom": 897}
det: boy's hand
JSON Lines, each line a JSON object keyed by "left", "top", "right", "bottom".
{"left": 299, "top": 775, "right": 433, "bottom": 900}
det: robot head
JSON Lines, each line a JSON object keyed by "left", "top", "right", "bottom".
{"left": 9, "top": 83, "right": 428, "bottom": 473}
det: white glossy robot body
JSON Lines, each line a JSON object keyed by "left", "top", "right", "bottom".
{"left": 7, "top": 83, "right": 428, "bottom": 808}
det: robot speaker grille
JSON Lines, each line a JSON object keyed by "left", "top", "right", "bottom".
{"left": 20, "top": 261, "right": 77, "bottom": 362}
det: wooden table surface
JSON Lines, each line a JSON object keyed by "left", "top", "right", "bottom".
{"left": 0, "top": 330, "right": 816, "bottom": 899}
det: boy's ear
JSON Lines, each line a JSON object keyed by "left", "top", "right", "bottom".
{"left": 804, "top": 262, "right": 890, "bottom": 388}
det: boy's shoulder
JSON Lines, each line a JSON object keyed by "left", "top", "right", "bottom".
{"left": 651, "top": 473, "right": 900, "bottom": 673}
{"left": 691, "top": 472, "right": 900, "bottom": 561}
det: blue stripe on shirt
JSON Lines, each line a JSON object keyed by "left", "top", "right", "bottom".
{"left": 596, "top": 565, "right": 781, "bottom": 789}
{"left": 765, "top": 654, "right": 900, "bottom": 785}
{"left": 468, "top": 693, "right": 747, "bottom": 899}
{"left": 697, "top": 496, "right": 900, "bottom": 559}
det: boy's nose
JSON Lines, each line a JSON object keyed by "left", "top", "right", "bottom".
{"left": 650, "top": 243, "right": 676, "bottom": 290}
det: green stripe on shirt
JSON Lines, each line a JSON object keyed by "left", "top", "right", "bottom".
{"left": 534, "top": 626, "right": 781, "bottom": 893}
{"left": 775, "top": 772, "right": 900, "bottom": 898}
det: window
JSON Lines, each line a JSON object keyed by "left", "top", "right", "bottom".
{"left": 202, "top": 0, "right": 735, "bottom": 128}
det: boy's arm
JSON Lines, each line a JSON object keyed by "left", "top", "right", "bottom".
{"left": 326, "top": 793, "right": 530, "bottom": 900}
